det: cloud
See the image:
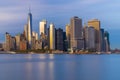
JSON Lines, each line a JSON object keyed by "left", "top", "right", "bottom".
{"left": 0, "top": 0, "right": 120, "bottom": 48}
{"left": 80, "top": 0, "right": 103, "bottom": 5}
{"left": 0, "top": 0, "right": 119, "bottom": 30}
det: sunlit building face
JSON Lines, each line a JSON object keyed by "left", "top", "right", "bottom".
{"left": 88, "top": 19, "right": 101, "bottom": 52}
{"left": 39, "top": 20, "right": 47, "bottom": 35}
{"left": 27, "top": 12, "right": 32, "bottom": 48}
{"left": 49, "top": 23, "right": 55, "bottom": 50}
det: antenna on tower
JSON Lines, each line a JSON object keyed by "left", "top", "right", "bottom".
{"left": 29, "top": 5, "right": 31, "bottom": 13}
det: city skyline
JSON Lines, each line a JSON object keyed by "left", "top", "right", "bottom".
{"left": 0, "top": 0, "right": 120, "bottom": 49}
{"left": 3, "top": 11, "right": 110, "bottom": 53}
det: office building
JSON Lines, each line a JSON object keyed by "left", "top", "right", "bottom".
{"left": 0, "top": 43, "right": 3, "bottom": 51}
{"left": 84, "top": 26, "right": 95, "bottom": 50}
{"left": 15, "top": 34, "right": 21, "bottom": 50}
{"left": 66, "top": 24, "right": 71, "bottom": 49}
{"left": 35, "top": 40, "right": 43, "bottom": 50}
{"left": 39, "top": 20, "right": 47, "bottom": 35}
{"left": 88, "top": 19, "right": 101, "bottom": 52}
{"left": 24, "top": 24, "right": 28, "bottom": 40}
{"left": 70, "top": 16, "right": 84, "bottom": 50}
{"left": 100, "top": 29, "right": 105, "bottom": 52}
{"left": 27, "top": 10, "right": 32, "bottom": 48}
{"left": 49, "top": 23, "right": 55, "bottom": 50}
{"left": 40, "top": 33, "right": 48, "bottom": 49}
{"left": 5, "top": 33, "right": 16, "bottom": 51}
{"left": 5, "top": 32, "right": 11, "bottom": 51}
{"left": 11, "top": 37, "right": 16, "bottom": 50}
{"left": 32, "top": 32, "right": 38, "bottom": 40}
{"left": 47, "top": 28, "right": 50, "bottom": 49}
{"left": 20, "top": 40, "right": 27, "bottom": 50}
{"left": 31, "top": 36, "right": 36, "bottom": 50}
{"left": 55, "top": 28, "right": 64, "bottom": 51}
{"left": 104, "top": 31, "right": 110, "bottom": 52}
{"left": 63, "top": 32, "right": 67, "bottom": 51}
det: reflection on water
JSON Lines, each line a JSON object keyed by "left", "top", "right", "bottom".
{"left": 0, "top": 54, "right": 120, "bottom": 80}
{"left": 38, "top": 62, "right": 46, "bottom": 80}
{"left": 48, "top": 61, "right": 54, "bottom": 80}
{"left": 49, "top": 54, "right": 54, "bottom": 60}
{"left": 25, "top": 62, "right": 33, "bottom": 80}
{"left": 38, "top": 54, "right": 54, "bottom": 60}
{"left": 38, "top": 54, "right": 46, "bottom": 60}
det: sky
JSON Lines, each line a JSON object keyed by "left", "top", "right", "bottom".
{"left": 0, "top": 0, "right": 120, "bottom": 49}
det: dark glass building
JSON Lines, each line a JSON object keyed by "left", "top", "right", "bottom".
{"left": 100, "top": 29, "right": 105, "bottom": 52}
{"left": 55, "top": 28, "right": 64, "bottom": 51}
{"left": 104, "top": 31, "right": 110, "bottom": 52}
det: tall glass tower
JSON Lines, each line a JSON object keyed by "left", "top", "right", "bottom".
{"left": 27, "top": 10, "right": 32, "bottom": 48}
{"left": 49, "top": 23, "right": 55, "bottom": 50}
{"left": 70, "top": 16, "right": 84, "bottom": 50}
{"left": 88, "top": 19, "right": 101, "bottom": 52}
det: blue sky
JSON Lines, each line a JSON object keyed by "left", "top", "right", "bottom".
{"left": 0, "top": 0, "right": 120, "bottom": 49}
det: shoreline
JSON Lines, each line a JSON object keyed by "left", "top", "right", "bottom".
{"left": 0, "top": 51, "right": 116, "bottom": 55}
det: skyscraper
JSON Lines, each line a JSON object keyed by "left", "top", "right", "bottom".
{"left": 40, "top": 33, "right": 48, "bottom": 49}
{"left": 15, "top": 34, "right": 21, "bottom": 50}
{"left": 55, "top": 28, "right": 64, "bottom": 51}
{"left": 27, "top": 10, "right": 32, "bottom": 48}
{"left": 49, "top": 23, "right": 55, "bottom": 50}
{"left": 47, "top": 28, "right": 50, "bottom": 49}
{"left": 70, "top": 16, "right": 84, "bottom": 50}
{"left": 31, "top": 36, "right": 36, "bottom": 50}
{"left": 5, "top": 32, "right": 11, "bottom": 51}
{"left": 63, "top": 32, "right": 67, "bottom": 51}
{"left": 5, "top": 33, "right": 16, "bottom": 51}
{"left": 66, "top": 24, "right": 71, "bottom": 49}
{"left": 24, "top": 24, "right": 28, "bottom": 40}
{"left": 39, "top": 20, "right": 47, "bottom": 35}
{"left": 104, "top": 31, "right": 110, "bottom": 52}
{"left": 88, "top": 19, "right": 101, "bottom": 52}
{"left": 11, "top": 37, "right": 16, "bottom": 50}
{"left": 100, "top": 29, "right": 105, "bottom": 52}
{"left": 84, "top": 26, "right": 95, "bottom": 50}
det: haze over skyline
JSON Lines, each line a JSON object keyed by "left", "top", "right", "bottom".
{"left": 0, "top": 0, "right": 120, "bottom": 49}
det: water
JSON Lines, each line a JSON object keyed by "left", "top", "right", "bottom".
{"left": 0, "top": 54, "right": 120, "bottom": 80}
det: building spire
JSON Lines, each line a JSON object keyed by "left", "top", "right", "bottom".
{"left": 29, "top": 5, "right": 31, "bottom": 13}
